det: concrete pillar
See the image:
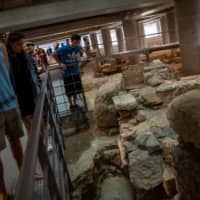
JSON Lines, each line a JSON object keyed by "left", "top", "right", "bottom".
{"left": 122, "top": 17, "right": 140, "bottom": 63}
{"left": 166, "top": 11, "right": 179, "bottom": 43}
{"left": 175, "top": 0, "right": 200, "bottom": 75}
{"left": 160, "top": 15, "right": 170, "bottom": 44}
{"left": 116, "top": 27, "right": 124, "bottom": 52}
{"left": 101, "top": 28, "right": 112, "bottom": 56}
{"left": 122, "top": 18, "right": 140, "bottom": 51}
{"left": 138, "top": 22, "right": 145, "bottom": 48}
{"left": 90, "top": 33, "right": 98, "bottom": 49}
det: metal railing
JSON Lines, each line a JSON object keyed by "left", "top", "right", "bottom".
{"left": 15, "top": 69, "right": 72, "bottom": 200}
{"left": 47, "top": 66, "right": 89, "bottom": 119}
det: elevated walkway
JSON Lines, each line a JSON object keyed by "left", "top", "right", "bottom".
{"left": 1, "top": 68, "right": 80, "bottom": 200}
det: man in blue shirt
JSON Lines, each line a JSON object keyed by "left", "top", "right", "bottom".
{"left": 53, "top": 35, "right": 83, "bottom": 111}
{"left": 0, "top": 34, "right": 24, "bottom": 200}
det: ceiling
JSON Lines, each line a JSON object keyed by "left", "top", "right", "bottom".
{"left": 0, "top": 0, "right": 64, "bottom": 10}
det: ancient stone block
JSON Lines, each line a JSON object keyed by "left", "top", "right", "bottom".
{"left": 140, "top": 87, "right": 163, "bottom": 107}
{"left": 123, "top": 64, "right": 144, "bottom": 90}
{"left": 112, "top": 93, "right": 137, "bottom": 111}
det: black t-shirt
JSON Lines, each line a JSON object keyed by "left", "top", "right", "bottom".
{"left": 10, "top": 53, "right": 35, "bottom": 116}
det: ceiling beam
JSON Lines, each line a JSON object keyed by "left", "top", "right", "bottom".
{"left": 0, "top": 0, "right": 173, "bottom": 32}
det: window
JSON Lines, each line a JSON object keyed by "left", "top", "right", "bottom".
{"left": 110, "top": 29, "right": 118, "bottom": 46}
{"left": 144, "top": 20, "right": 161, "bottom": 38}
{"left": 96, "top": 32, "right": 103, "bottom": 48}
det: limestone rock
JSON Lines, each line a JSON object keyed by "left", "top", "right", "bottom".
{"left": 146, "top": 134, "right": 161, "bottom": 154}
{"left": 108, "top": 128, "right": 119, "bottom": 136}
{"left": 152, "top": 127, "right": 177, "bottom": 144}
{"left": 95, "top": 103, "right": 118, "bottom": 129}
{"left": 168, "top": 89, "right": 200, "bottom": 148}
{"left": 128, "top": 118, "right": 138, "bottom": 126}
{"left": 157, "top": 79, "right": 200, "bottom": 104}
{"left": 128, "top": 146, "right": 166, "bottom": 200}
{"left": 135, "top": 122, "right": 151, "bottom": 136}
{"left": 94, "top": 75, "right": 123, "bottom": 133}
{"left": 99, "top": 176, "right": 135, "bottom": 200}
{"left": 70, "top": 137, "right": 119, "bottom": 200}
{"left": 135, "top": 133, "right": 152, "bottom": 149}
{"left": 144, "top": 72, "right": 153, "bottom": 84}
{"left": 147, "top": 75, "right": 164, "bottom": 87}
{"left": 172, "top": 145, "right": 200, "bottom": 200}
{"left": 69, "top": 137, "right": 118, "bottom": 183}
{"left": 112, "top": 94, "right": 137, "bottom": 111}
{"left": 135, "top": 113, "right": 146, "bottom": 123}
{"left": 148, "top": 110, "right": 169, "bottom": 129}
{"left": 123, "top": 64, "right": 144, "bottom": 90}
{"left": 135, "top": 132, "right": 161, "bottom": 154}
{"left": 162, "top": 165, "right": 177, "bottom": 198}
{"left": 140, "top": 87, "right": 163, "bottom": 107}
{"left": 144, "top": 61, "right": 166, "bottom": 73}
{"left": 120, "top": 123, "right": 136, "bottom": 141}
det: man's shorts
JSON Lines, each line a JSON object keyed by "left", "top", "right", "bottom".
{"left": 63, "top": 74, "right": 83, "bottom": 96}
{"left": 0, "top": 108, "right": 24, "bottom": 151}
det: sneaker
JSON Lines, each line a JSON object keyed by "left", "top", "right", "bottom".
{"left": 74, "top": 104, "right": 81, "bottom": 111}
{"left": 70, "top": 105, "right": 74, "bottom": 111}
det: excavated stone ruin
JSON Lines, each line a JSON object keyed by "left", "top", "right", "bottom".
{"left": 67, "top": 59, "right": 200, "bottom": 200}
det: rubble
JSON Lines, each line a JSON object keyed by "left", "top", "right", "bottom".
{"left": 92, "top": 60, "right": 200, "bottom": 200}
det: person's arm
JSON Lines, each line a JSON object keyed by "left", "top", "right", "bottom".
{"left": 52, "top": 51, "right": 66, "bottom": 69}
{"left": 0, "top": 43, "right": 10, "bottom": 70}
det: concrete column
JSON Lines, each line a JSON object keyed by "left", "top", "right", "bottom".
{"left": 116, "top": 27, "right": 124, "bottom": 52}
{"left": 175, "top": 0, "right": 200, "bottom": 75}
{"left": 101, "top": 28, "right": 112, "bottom": 56}
{"left": 160, "top": 15, "right": 170, "bottom": 44}
{"left": 122, "top": 17, "right": 140, "bottom": 63}
{"left": 166, "top": 11, "right": 179, "bottom": 43}
{"left": 90, "top": 33, "right": 98, "bottom": 49}
{"left": 122, "top": 18, "right": 140, "bottom": 51}
{"left": 138, "top": 22, "right": 145, "bottom": 48}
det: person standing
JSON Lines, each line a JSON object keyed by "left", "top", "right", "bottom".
{"left": 83, "top": 37, "right": 91, "bottom": 57}
{"left": 53, "top": 34, "right": 84, "bottom": 111}
{"left": 7, "top": 32, "right": 41, "bottom": 135}
{"left": 0, "top": 34, "right": 24, "bottom": 200}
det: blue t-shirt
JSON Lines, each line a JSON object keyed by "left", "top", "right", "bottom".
{"left": 57, "top": 45, "right": 82, "bottom": 76}
{"left": 0, "top": 48, "right": 17, "bottom": 112}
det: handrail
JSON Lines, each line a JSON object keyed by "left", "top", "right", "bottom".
{"left": 96, "top": 42, "right": 180, "bottom": 61}
{"left": 15, "top": 72, "right": 48, "bottom": 200}
{"left": 15, "top": 69, "right": 72, "bottom": 200}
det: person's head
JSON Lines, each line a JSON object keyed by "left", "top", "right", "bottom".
{"left": 7, "top": 31, "right": 25, "bottom": 54}
{"left": 71, "top": 34, "right": 81, "bottom": 48}
{"left": 0, "top": 33, "right": 7, "bottom": 45}
{"left": 24, "top": 41, "right": 35, "bottom": 54}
